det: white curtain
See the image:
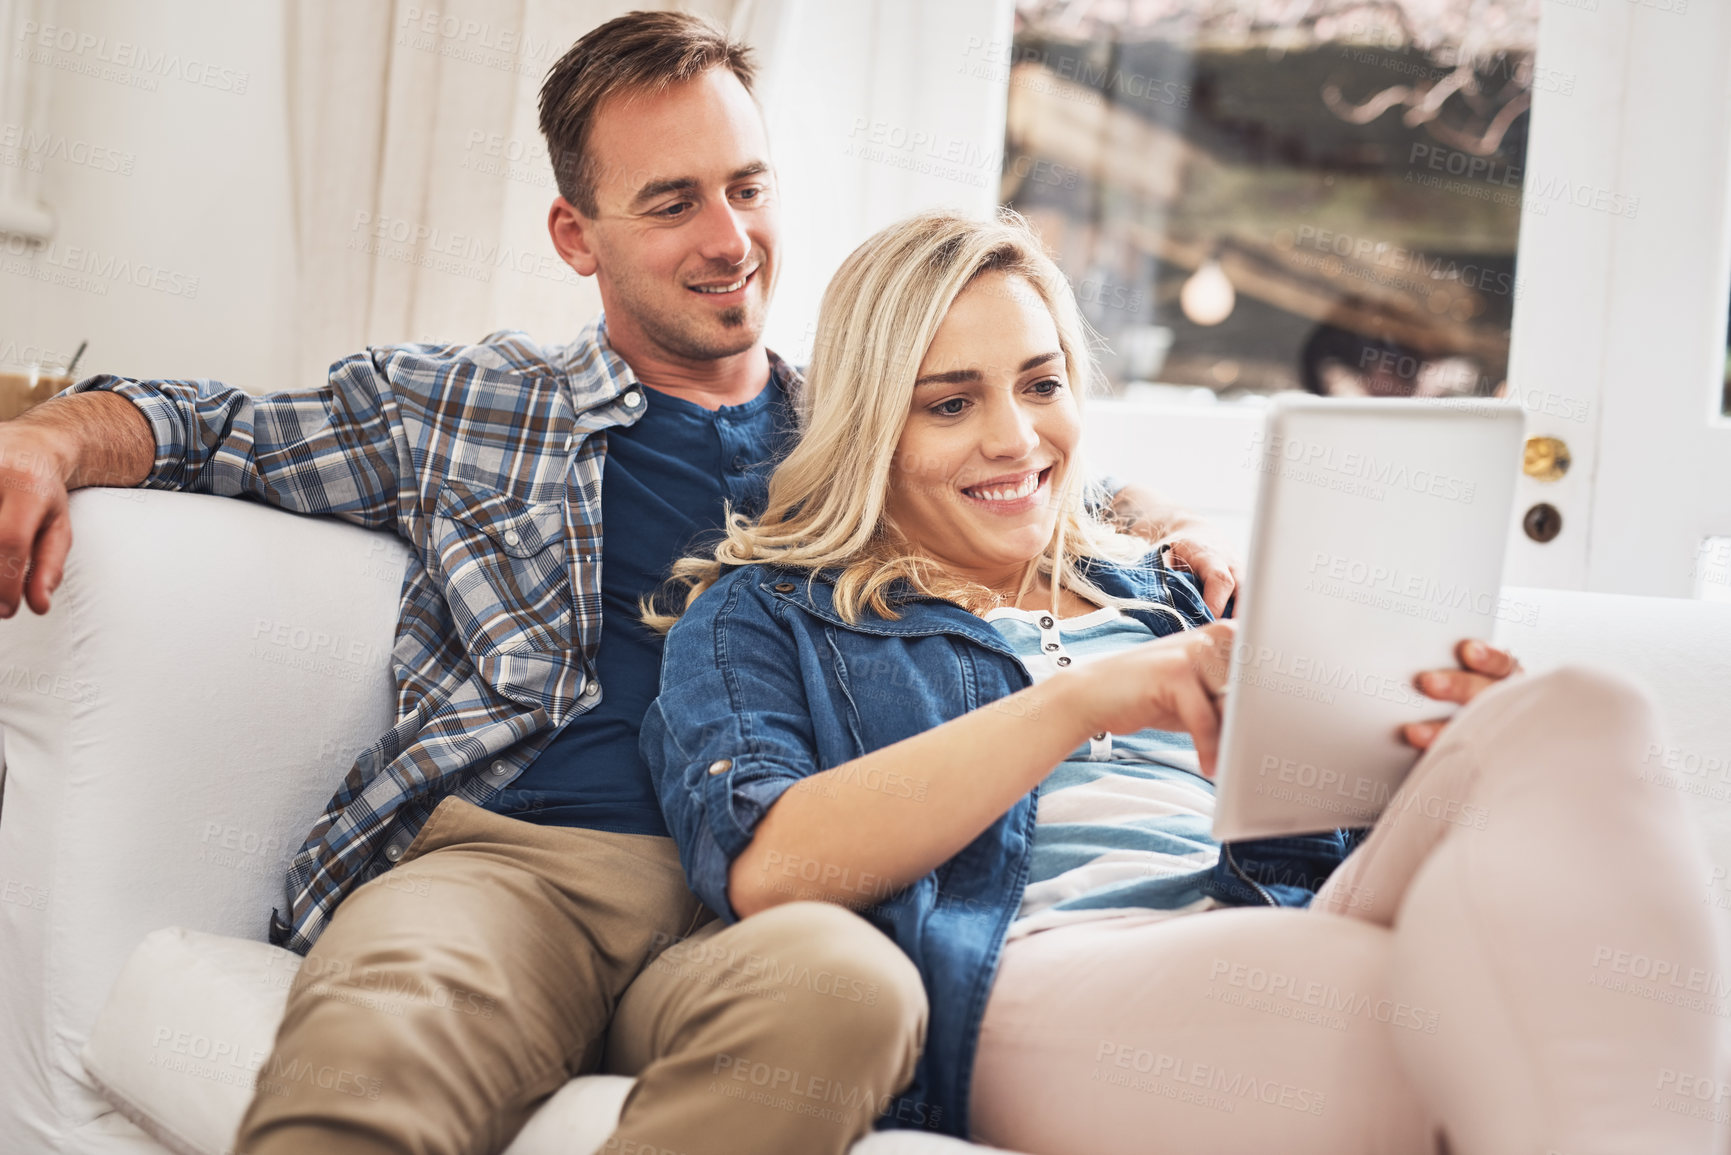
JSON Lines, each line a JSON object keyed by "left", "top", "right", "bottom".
{"left": 0, "top": 0, "right": 59, "bottom": 241}
{"left": 743, "top": 0, "right": 1014, "bottom": 363}
{"left": 283, "top": 0, "right": 1013, "bottom": 380}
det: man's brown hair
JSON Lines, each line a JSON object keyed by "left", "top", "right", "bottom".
{"left": 538, "top": 10, "right": 758, "bottom": 217}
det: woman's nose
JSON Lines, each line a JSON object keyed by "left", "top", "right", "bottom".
{"left": 979, "top": 394, "right": 1041, "bottom": 459}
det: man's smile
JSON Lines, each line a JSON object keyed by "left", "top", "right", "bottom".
{"left": 688, "top": 267, "right": 758, "bottom": 297}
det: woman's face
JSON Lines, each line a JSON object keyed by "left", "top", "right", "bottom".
{"left": 884, "top": 270, "right": 1082, "bottom": 586}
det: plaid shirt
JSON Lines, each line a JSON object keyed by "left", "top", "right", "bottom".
{"left": 72, "top": 317, "right": 802, "bottom": 953}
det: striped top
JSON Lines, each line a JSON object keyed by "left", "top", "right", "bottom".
{"left": 984, "top": 605, "right": 1221, "bottom": 937}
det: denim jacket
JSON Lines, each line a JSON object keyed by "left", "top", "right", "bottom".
{"left": 641, "top": 554, "right": 1359, "bottom": 1137}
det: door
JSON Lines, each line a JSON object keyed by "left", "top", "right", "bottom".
{"left": 1560, "top": 1, "right": 1731, "bottom": 599}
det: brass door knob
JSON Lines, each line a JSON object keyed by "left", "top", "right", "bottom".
{"left": 1523, "top": 436, "right": 1570, "bottom": 482}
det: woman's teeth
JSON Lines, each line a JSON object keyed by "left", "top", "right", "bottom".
{"left": 693, "top": 274, "right": 750, "bottom": 294}
{"left": 965, "top": 472, "right": 1041, "bottom": 502}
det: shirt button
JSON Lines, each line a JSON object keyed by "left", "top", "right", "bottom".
{"left": 1043, "top": 642, "right": 1060, "bottom": 652}
{"left": 383, "top": 839, "right": 408, "bottom": 863}
{"left": 581, "top": 679, "right": 600, "bottom": 698}
{"left": 1093, "top": 732, "right": 1108, "bottom": 741}
{"left": 1039, "top": 615, "right": 1055, "bottom": 629}
{"left": 489, "top": 761, "right": 509, "bottom": 777}
{"left": 773, "top": 582, "right": 795, "bottom": 593}
{"left": 503, "top": 529, "right": 521, "bottom": 546}
{"left": 622, "top": 390, "right": 643, "bottom": 408}
{"left": 1056, "top": 655, "right": 1073, "bottom": 667}
{"left": 731, "top": 455, "right": 748, "bottom": 471}
{"left": 708, "top": 758, "right": 732, "bottom": 776}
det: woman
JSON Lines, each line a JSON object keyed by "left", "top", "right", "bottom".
{"left": 639, "top": 210, "right": 1724, "bottom": 1153}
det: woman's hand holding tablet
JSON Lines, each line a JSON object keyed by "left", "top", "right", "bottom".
{"left": 1402, "top": 638, "right": 1524, "bottom": 749}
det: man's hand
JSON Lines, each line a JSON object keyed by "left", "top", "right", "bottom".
{"left": 1161, "top": 537, "right": 1240, "bottom": 620}
{"left": 0, "top": 424, "right": 74, "bottom": 617}
{"left": 1107, "top": 483, "right": 1241, "bottom": 617}
{"left": 0, "top": 391, "right": 155, "bottom": 617}
{"left": 1402, "top": 639, "right": 1523, "bottom": 749}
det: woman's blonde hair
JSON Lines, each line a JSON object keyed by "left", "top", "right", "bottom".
{"left": 643, "top": 207, "right": 1180, "bottom": 629}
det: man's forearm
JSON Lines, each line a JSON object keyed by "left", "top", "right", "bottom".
{"left": 1109, "top": 483, "right": 1209, "bottom": 545}
{"left": 14, "top": 391, "right": 154, "bottom": 489}
{"left": 1106, "top": 484, "right": 1243, "bottom": 616}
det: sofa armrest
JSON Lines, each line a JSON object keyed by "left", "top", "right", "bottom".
{"left": 1496, "top": 585, "right": 1731, "bottom": 869}
{"left": 0, "top": 488, "right": 406, "bottom": 1149}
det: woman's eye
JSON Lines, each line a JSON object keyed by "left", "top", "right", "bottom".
{"left": 931, "top": 398, "right": 968, "bottom": 417}
{"left": 1028, "top": 377, "right": 1064, "bottom": 397}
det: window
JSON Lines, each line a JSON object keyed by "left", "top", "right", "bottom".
{"left": 1002, "top": 0, "right": 1540, "bottom": 401}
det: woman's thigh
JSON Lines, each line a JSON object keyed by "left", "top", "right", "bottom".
{"left": 969, "top": 908, "right": 1437, "bottom": 1155}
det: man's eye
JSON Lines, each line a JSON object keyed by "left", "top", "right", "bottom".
{"left": 734, "top": 186, "right": 761, "bottom": 202}
{"left": 657, "top": 202, "right": 692, "bottom": 219}
{"left": 931, "top": 398, "right": 968, "bottom": 417}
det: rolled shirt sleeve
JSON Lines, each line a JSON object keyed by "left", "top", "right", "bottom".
{"left": 63, "top": 375, "right": 198, "bottom": 488}
{"left": 65, "top": 350, "right": 406, "bottom": 528}
{"left": 640, "top": 573, "right": 824, "bottom": 922}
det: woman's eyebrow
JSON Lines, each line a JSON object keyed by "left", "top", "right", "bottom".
{"left": 914, "top": 350, "right": 1063, "bottom": 388}
{"left": 914, "top": 367, "right": 981, "bottom": 388}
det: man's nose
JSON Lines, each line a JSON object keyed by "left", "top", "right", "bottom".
{"left": 695, "top": 200, "right": 752, "bottom": 267}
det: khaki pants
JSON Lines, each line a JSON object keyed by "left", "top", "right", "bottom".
{"left": 236, "top": 798, "right": 927, "bottom": 1155}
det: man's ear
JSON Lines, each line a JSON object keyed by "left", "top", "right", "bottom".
{"left": 548, "top": 196, "right": 599, "bottom": 277}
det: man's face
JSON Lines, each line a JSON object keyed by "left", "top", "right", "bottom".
{"left": 569, "top": 68, "right": 777, "bottom": 362}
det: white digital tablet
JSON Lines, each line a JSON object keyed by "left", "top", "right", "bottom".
{"left": 1210, "top": 395, "right": 1525, "bottom": 841}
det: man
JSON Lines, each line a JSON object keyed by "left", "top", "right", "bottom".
{"left": 0, "top": 11, "right": 1236, "bottom": 1154}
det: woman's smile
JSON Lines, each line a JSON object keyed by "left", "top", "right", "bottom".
{"left": 958, "top": 466, "right": 1054, "bottom": 513}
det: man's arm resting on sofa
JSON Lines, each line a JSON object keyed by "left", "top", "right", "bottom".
{"left": 0, "top": 354, "right": 415, "bottom": 618}
{"left": 0, "top": 391, "right": 154, "bottom": 617}
{"left": 12, "top": 390, "right": 155, "bottom": 488}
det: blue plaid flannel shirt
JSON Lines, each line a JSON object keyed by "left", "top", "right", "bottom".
{"left": 71, "top": 316, "right": 803, "bottom": 953}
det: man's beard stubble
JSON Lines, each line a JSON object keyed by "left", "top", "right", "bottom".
{"left": 609, "top": 256, "right": 765, "bottom": 362}
{"left": 653, "top": 302, "right": 757, "bottom": 360}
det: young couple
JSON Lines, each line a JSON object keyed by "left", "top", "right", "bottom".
{"left": 0, "top": 11, "right": 1718, "bottom": 1155}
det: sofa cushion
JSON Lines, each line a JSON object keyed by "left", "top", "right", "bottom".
{"left": 83, "top": 930, "right": 300, "bottom": 1155}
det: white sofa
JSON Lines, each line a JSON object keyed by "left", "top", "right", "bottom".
{"left": 3, "top": 489, "right": 1730, "bottom": 1155}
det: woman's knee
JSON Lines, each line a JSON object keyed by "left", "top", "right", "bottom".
{"left": 1516, "top": 664, "right": 1654, "bottom": 721}
{"left": 1457, "top": 664, "right": 1661, "bottom": 778}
